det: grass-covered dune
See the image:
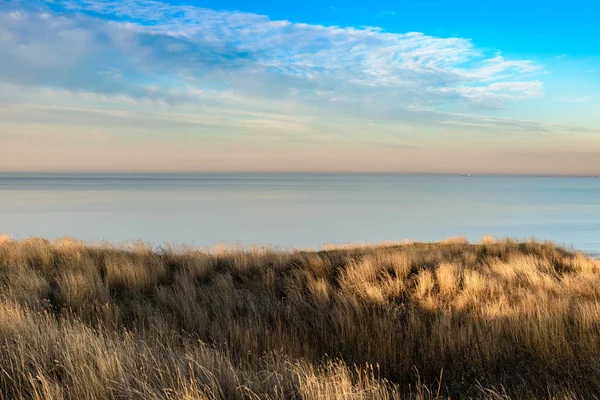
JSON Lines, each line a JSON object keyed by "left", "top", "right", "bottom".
{"left": 0, "top": 235, "right": 599, "bottom": 399}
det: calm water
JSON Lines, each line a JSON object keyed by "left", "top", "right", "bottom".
{"left": 0, "top": 173, "right": 598, "bottom": 255}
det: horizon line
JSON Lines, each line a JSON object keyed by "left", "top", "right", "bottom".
{"left": 0, "top": 170, "right": 599, "bottom": 178}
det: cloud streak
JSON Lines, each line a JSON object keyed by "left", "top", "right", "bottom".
{"left": 2, "top": 0, "right": 543, "bottom": 111}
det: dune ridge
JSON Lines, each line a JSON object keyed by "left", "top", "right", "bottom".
{"left": 0, "top": 235, "right": 599, "bottom": 399}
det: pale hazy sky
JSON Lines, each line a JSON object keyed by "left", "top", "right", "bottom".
{"left": 1, "top": 0, "right": 599, "bottom": 174}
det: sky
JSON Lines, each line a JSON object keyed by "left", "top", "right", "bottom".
{"left": 1, "top": 0, "right": 599, "bottom": 174}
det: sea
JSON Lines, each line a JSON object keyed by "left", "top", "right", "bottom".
{"left": 0, "top": 173, "right": 598, "bottom": 256}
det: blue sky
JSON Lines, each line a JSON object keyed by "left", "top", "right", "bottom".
{"left": 173, "top": 0, "right": 600, "bottom": 55}
{"left": 0, "top": 0, "right": 599, "bottom": 173}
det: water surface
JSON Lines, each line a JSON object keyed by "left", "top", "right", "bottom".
{"left": 1, "top": 173, "right": 598, "bottom": 255}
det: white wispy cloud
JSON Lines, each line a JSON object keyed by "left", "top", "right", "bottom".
{"left": 3, "top": 82, "right": 595, "bottom": 142}
{"left": 1, "top": 0, "right": 544, "bottom": 113}
{"left": 375, "top": 10, "right": 396, "bottom": 18}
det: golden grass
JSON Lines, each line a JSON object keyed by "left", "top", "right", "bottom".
{"left": 0, "top": 236, "right": 598, "bottom": 399}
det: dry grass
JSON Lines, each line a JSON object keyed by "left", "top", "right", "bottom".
{"left": 0, "top": 236, "right": 599, "bottom": 399}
